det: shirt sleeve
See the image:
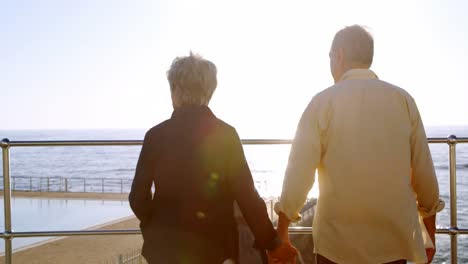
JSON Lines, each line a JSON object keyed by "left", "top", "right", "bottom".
{"left": 129, "top": 131, "right": 155, "bottom": 225}
{"left": 408, "top": 98, "right": 445, "bottom": 217}
{"left": 227, "top": 129, "right": 279, "bottom": 250}
{"left": 275, "top": 97, "right": 323, "bottom": 222}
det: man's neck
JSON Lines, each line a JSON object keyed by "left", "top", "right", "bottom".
{"left": 340, "top": 68, "right": 378, "bottom": 82}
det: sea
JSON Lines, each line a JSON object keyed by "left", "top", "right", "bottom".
{"left": 0, "top": 126, "right": 467, "bottom": 263}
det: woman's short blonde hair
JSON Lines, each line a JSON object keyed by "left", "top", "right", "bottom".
{"left": 167, "top": 52, "right": 217, "bottom": 106}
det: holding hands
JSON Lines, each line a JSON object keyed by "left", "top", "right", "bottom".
{"left": 268, "top": 240, "right": 298, "bottom": 263}
{"left": 267, "top": 212, "right": 299, "bottom": 264}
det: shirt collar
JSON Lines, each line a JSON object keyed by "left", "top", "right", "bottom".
{"left": 340, "top": 69, "right": 379, "bottom": 81}
{"left": 171, "top": 105, "right": 215, "bottom": 119}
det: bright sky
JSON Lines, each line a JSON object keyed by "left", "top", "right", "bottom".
{"left": 2, "top": 0, "right": 467, "bottom": 138}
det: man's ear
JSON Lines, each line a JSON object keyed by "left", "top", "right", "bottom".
{"left": 338, "top": 48, "right": 345, "bottom": 66}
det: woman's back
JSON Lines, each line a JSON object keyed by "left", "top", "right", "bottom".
{"left": 130, "top": 106, "right": 278, "bottom": 263}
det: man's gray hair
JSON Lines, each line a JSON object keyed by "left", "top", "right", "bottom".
{"left": 332, "top": 25, "right": 374, "bottom": 67}
{"left": 167, "top": 52, "right": 217, "bottom": 106}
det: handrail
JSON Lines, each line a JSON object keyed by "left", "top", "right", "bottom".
{"left": 4, "top": 137, "right": 468, "bottom": 147}
{"left": 0, "top": 175, "right": 133, "bottom": 193}
{"left": 1, "top": 136, "right": 468, "bottom": 264}
{"left": 0, "top": 227, "right": 467, "bottom": 239}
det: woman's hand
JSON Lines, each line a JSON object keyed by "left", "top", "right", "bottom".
{"left": 267, "top": 241, "right": 298, "bottom": 264}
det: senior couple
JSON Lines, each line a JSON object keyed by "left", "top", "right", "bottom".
{"left": 129, "top": 25, "right": 444, "bottom": 264}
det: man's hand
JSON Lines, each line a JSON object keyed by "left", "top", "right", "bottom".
{"left": 277, "top": 212, "right": 292, "bottom": 242}
{"left": 423, "top": 214, "right": 436, "bottom": 263}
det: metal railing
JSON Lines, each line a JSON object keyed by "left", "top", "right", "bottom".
{"left": 107, "top": 248, "right": 146, "bottom": 264}
{"left": 0, "top": 176, "right": 133, "bottom": 193}
{"left": 1, "top": 136, "right": 467, "bottom": 264}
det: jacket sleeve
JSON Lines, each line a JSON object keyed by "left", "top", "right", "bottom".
{"left": 129, "top": 131, "right": 155, "bottom": 224}
{"left": 227, "top": 129, "right": 280, "bottom": 250}
{"left": 408, "top": 98, "right": 444, "bottom": 217}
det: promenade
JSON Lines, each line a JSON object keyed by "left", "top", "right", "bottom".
{"left": 0, "top": 191, "right": 315, "bottom": 263}
{"left": 0, "top": 190, "right": 138, "bottom": 264}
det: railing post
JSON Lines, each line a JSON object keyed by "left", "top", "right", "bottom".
{"left": 84, "top": 178, "right": 86, "bottom": 192}
{"left": 448, "top": 135, "right": 458, "bottom": 264}
{"left": 47, "top": 177, "right": 50, "bottom": 192}
{"left": 65, "top": 178, "right": 68, "bottom": 192}
{"left": 29, "top": 176, "right": 32, "bottom": 191}
{"left": 2, "top": 138, "right": 13, "bottom": 264}
{"left": 270, "top": 199, "right": 274, "bottom": 221}
{"left": 102, "top": 178, "right": 105, "bottom": 193}
{"left": 121, "top": 178, "right": 124, "bottom": 194}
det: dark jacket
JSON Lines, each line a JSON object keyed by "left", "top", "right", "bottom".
{"left": 129, "top": 106, "right": 278, "bottom": 263}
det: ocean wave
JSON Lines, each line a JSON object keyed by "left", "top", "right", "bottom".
{"left": 251, "top": 169, "right": 274, "bottom": 174}
{"left": 103, "top": 168, "right": 135, "bottom": 173}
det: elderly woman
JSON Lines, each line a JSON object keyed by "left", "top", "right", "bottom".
{"left": 129, "top": 53, "right": 292, "bottom": 263}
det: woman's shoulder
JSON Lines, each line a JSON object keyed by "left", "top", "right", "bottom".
{"left": 143, "top": 120, "right": 171, "bottom": 139}
{"left": 212, "top": 117, "right": 241, "bottom": 139}
{"left": 214, "top": 117, "right": 236, "bottom": 131}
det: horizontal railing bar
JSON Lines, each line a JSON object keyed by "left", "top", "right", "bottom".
{"left": 0, "top": 227, "right": 463, "bottom": 238}
{"left": 4, "top": 176, "right": 118, "bottom": 179}
{"left": 431, "top": 137, "right": 468, "bottom": 143}
{"left": 0, "top": 177, "right": 130, "bottom": 181}
{"left": 287, "top": 227, "right": 464, "bottom": 235}
{"left": 5, "top": 229, "right": 141, "bottom": 238}
{"left": 287, "top": 227, "right": 312, "bottom": 235}
{"left": 5, "top": 138, "right": 468, "bottom": 147}
{"left": 6, "top": 139, "right": 293, "bottom": 147}
{"left": 0, "top": 175, "right": 133, "bottom": 180}
{"left": 242, "top": 139, "right": 292, "bottom": 145}
{"left": 7, "top": 140, "right": 143, "bottom": 147}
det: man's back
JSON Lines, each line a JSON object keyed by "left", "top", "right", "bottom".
{"left": 321, "top": 71, "right": 418, "bottom": 206}
{"left": 317, "top": 69, "right": 433, "bottom": 263}
{"left": 277, "top": 69, "right": 440, "bottom": 263}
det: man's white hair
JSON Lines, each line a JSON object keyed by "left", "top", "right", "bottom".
{"left": 167, "top": 52, "right": 217, "bottom": 106}
{"left": 332, "top": 25, "right": 374, "bottom": 67}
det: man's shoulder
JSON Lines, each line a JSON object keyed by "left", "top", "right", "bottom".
{"left": 307, "top": 80, "right": 418, "bottom": 114}
{"left": 308, "top": 85, "right": 335, "bottom": 101}
{"left": 378, "top": 80, "right": 415, "bottom": 100}
{"left": 307, "top": 85, "right": 339, "bottom": 107}
{"left": 330, "top": 78, "right": 415, "bottom": 101}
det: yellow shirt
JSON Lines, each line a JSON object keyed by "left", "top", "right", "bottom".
{"left": 275, "top": 69, "right": 444, "bottom": 263}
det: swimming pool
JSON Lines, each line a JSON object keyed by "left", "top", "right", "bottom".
{"left": 0, "top": 197, "right": 133, "bottom": 253}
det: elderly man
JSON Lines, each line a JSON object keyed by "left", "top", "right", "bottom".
{"left": 274, "top": 25, "right": 444, "bottom": 263}
{"left": 129, "top": 53, "right": 296, "bottom": 263}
